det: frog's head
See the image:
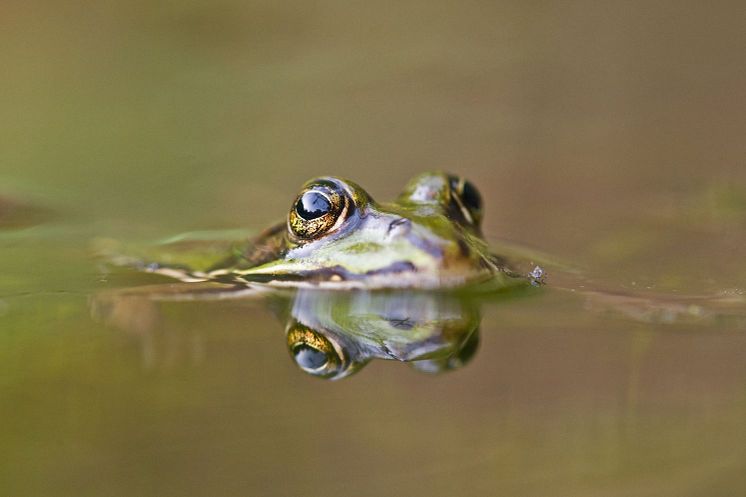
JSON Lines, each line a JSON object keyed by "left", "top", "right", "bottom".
{"left": 235, "top": 172, "right": 498, "bottom": 289}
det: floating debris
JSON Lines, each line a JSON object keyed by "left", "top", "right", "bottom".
{"left": 529, "top": 265, "right": 546, "bottom": 286}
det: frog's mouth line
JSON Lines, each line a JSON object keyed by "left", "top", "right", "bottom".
{"left": 236, "top": 261, "right": 417, "bottom": 285}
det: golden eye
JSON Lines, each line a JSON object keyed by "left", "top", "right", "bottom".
{"left": 286, "top": 324, "right": 345, "bottom": 379}
{"left": 288, "top": 181, "right": 349, "bottom": 240}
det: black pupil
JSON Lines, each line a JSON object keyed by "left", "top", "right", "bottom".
{"left": 461, "top": 181, "right": 482, "bottom": 212}
{"left": 293, "top": 344, "right": 329, "bottom": 370}
{"left": 296, "top": 191, "right": 332, "bottom": 220}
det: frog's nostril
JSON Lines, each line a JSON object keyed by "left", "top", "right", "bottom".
{"left": 387, "top": 218, "right": 412, "bottom": 236}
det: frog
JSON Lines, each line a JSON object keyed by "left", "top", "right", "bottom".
{"left": 92, "top": 172, "right": 542, "bottom": 378}
{"left": 94, "top": 172, "right": 746, "bottom": 379}
{"left": 112, "top": 171, "right": 542, "bottom": 291}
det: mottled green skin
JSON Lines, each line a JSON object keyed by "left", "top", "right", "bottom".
{"left": 136, "top": 172, "right": 523, "bottom": 290}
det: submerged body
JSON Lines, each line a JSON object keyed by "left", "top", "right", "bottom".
{"left": 133, "top": 172, "right": 535, "bottom": 290}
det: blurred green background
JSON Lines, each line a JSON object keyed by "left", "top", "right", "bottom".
{"left": 1, "top": 1, "right": 745, "bottom": 496}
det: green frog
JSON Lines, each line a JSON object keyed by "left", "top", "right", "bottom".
{"left": 93, "top": 172, "right": 540, "bottom": 378}
{"left": 114, "top": 171, "right": 542, "bottom": 291}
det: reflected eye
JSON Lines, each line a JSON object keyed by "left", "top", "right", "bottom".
{"left": 292, "top": 343, "right": 329, "bottom": 370}
{"left": 288, "top": 181, "right": 350, "bottom": 240}
{"left": 448, "top": 175, "right": 483, "bottom": 225}
{"left": 287, "top": 324, "right": 346, "bottom": 379}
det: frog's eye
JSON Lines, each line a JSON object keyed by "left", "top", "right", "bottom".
{"left": 288, "top": 181, "right": 350, "bottom": 240}
{"left": 286, "top": 324, "right": 346, "bottom": 379}
{"left": 448, "top": 175, "right": 483, "bottom": 226}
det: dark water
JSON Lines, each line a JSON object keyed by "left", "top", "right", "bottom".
{"left": 2, "top": 2, "right": 746, "bottom": 496}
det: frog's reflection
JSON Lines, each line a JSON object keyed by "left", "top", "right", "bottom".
{"left": 283, "top": 290, "right": 480, "bottom": 379}
{"left": 91, "top": 286, "right": 482, "bottom": 379}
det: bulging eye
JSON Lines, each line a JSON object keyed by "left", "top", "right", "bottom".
{"left": 288, "top": 181, "right": 350, "bottom": 240}
{"left": 459, "top": 180, "right": 482, "bottom": 214}
{"left": 448, "top": 175, "right": 483, "bottom": 225}
{"left": 295, "top": 191, "right": 332, "bottom": 220}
